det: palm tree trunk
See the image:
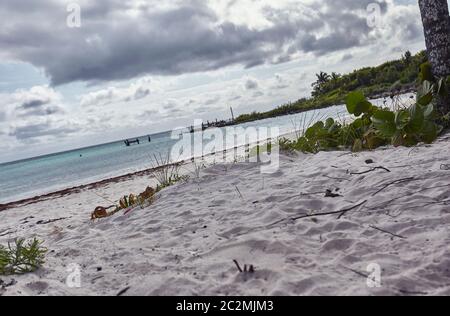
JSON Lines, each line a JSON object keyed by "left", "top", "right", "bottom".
{"left": 418, "top": 0, "right": 450, "bottom": 114}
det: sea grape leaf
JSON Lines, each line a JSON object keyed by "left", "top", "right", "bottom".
{"left": 394, "top": 110, "right": 410, "bottom": 129}
{"left": 372, "top": 109, "right": 396, "bottom": 138}
{"left": 407, "top": 104, "right": 425, "bottom": 133}
{"left": 417, "top": 81, "right": 434, "bottom": 106}
{"left": 423, "top": 104, "right": 435, "bottom": 119}
{"left": 346, "top": 91, "right": 372, "bottom": 117}
{"left": 325, "top": 118, "right": 335, "bottom": 129}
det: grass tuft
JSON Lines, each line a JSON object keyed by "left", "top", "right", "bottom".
{"left": 0, "top": 238, "right": 47, "bottom": 275}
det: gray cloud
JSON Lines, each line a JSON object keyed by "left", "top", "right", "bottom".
{"left": 341, "top": 53, "right": 354, "bottom": 62}
{"left": 21, "top": 99, "right": 48, "bottom": 109}
{"left": 9, "top": 122, "right": 77, "bottom": 140}
{"left": 245, "top": 78, "right": 259, "bottom": 90}
{"left": 18, "top": 105, "right": 62, "bottom": 117}
{"left": 133, "top": 87, "right": 151, "bottom": 100}
{"left": 0, "top": 0, "right": 415, "bottom": 85}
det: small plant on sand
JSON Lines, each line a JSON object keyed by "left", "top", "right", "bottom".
{"left": 191, "top": 161, "right": 206, "bottom": 181}
{"left": 150, "top": 153, "right": 189, "bottom": 192}
{"left": 0, "top": 238, "right": 47, "bottom": 275}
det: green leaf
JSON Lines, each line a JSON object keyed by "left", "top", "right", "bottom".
{"left": 372, "top": 109, "right": 396, "bottom": 138}
{"left": 394, "top": 110, "right": 410, "bottom": 129}
{"left": 346, "top": 91, "right": 372, "bottom": 117}
{"left": 423, "top": 104, "right": 435, "bottom": 119}
{"left": 421, "top": 121, "right": 438, "bottom": 144}
{"left": 417, "top": 81, "right": 434, "bottom": 106}
{"left": 305, "top": 121, "right": 325, "bottom": 139}
{"left": 328, "top": 122, "right": 341, "bottom": 133}
{"left": 407, "top": 104, "right": 425, "bottom": 133}
{"left": 325, "top": 118, "right": 335, "bottom": 129}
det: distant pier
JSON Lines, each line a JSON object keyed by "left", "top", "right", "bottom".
{"left": 189, "top": 106, "right": 236, "bottom": 133}
{"left": 124, "top": 139, "right": 140, "bottom": 147}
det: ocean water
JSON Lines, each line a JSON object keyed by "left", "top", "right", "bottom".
{"left": 0, "top": 105, "right": 346, "bottom": 204}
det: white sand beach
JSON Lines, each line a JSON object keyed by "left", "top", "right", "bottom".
{"left": 1, "top": 135, "right": 449, "bottom": 296}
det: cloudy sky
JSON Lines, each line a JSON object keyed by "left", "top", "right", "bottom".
{"left": 0, "top": 0, "right": 427, "bottom": 163}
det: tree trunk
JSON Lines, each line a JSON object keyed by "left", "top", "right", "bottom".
{"left": 418, "top": 0, "right": 450, "bottom": 114}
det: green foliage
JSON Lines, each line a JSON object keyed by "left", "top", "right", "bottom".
{"left": 150, "top": 153, "right": 190, "bottom": 192}
{"left": 0, "top": 238, "right": 47, "bottom": 275}
{"left": 346, "top": 91, "right": 373, "bottom": 117}
{"left": 155, "top": 174, "right": 189, "bottom": 192}
{"left": 280, "top": 76, "right": 445, "bottom": 154}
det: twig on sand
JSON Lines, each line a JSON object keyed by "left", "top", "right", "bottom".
{"left": 369, "top": 225, "right": 407, "bottom": 239}
{"left": 291, "top": 200, "right": 368, "bottom": 221}
{"left": 235, "top": 185, "right": 244, "bottom": 199}
{"left": 366, "top": 183, "right": 450, "bottom": 211}
{"left": 346, "top": 267, "right": 369, "bottom": 279}
{"left": 350, "top": 166, "right": 391, "bottom": 175}
{"left": 36, "top": 217, "right": 69, "bottom": 225}
{"left": 116, "top": 287, "right": 131, "bottom": 296}
{"left": 372, "top": 177, "right": 416, "bottom": 196}
{"left": 398, "top": 289, "right": 428, "bottom": 296}
{"left": 0, "top": 230, "right": 13, "bottom": 237}
{"left": 337, "top": 200, "right": 367, "bottom": 219}
{"left": 413, "top": 198, "right": 450, "bottom": 208}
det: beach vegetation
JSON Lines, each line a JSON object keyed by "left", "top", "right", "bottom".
{"left": 0, "top": 238, "right": 47, "bottom": 275}
{"left": 150, "top": 153, "right": 189, "bottom": 192}
{"left": 279, "top": 65, "right": 446, "bottom": 154}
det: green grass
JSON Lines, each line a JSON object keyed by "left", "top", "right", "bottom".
{"left": 0, "top": 238, "right": 47, "bottom": 275}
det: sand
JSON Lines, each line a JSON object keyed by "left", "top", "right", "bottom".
{"left": 1, "top": 135, "right": 449, "bottom": 296}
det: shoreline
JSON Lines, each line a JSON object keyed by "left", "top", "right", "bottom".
{"left": 0, "top": 165, "right": 160, "bottom": 212}
{"left": 0, "top": 134, "right": 283, "bottom": 212}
